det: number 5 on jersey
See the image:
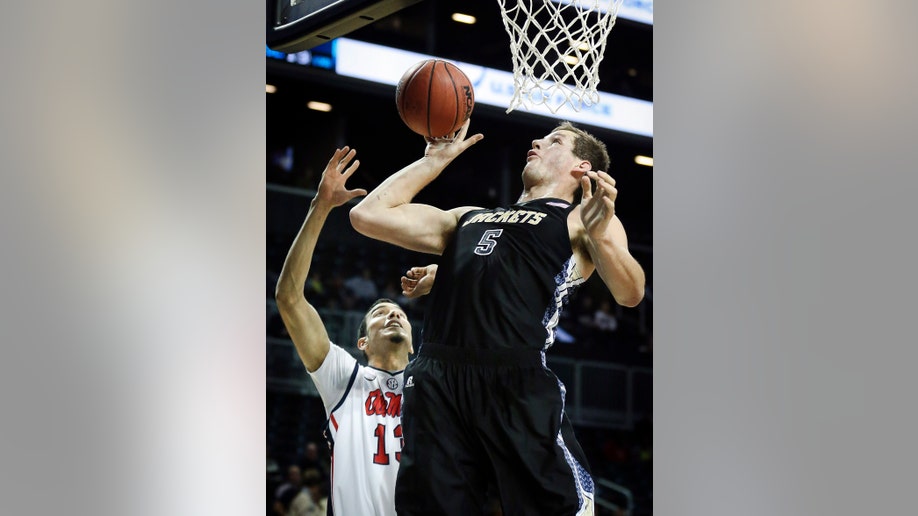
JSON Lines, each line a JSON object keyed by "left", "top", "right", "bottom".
{"left": 475, "top": 229, "right": 503, "bottom": 256}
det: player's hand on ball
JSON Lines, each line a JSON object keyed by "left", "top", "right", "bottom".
{"left": 401, "top": 264, "right": 438, "bottom": 299}
{"left": 315, "top": 146, "right": 367, "bottom": 208}
{"left": 579, "top": 170, "right": 617, "bottom": 239}
{"left": 423, "top": 119, "right": 484, "bottom": 162}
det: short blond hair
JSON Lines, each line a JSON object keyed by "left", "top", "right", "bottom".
{"left": 552, "top": 121, "right": 610, "bottom": 174}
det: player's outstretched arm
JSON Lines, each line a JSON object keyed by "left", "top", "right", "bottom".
{"left": 350, "top": 119, "right": 484, "bottom": 255}
{"left": 577, "top": 170, "right": 645, "bottom": 307}
{"left": 275, "top": 147, "right": 367, "bottom": 372}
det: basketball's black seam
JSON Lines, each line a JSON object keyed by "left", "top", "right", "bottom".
{"left": 399, "top": 62, "right": 426, "bottom": 127}
{"left": 443, "top": 63, "right": 460, "bottom": 137}
{"left": 426, "top": 61, "right": 439, "bottom": 138}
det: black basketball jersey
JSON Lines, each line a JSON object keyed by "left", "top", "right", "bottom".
{"left": 422, "top": 197, "right": 585, "bottom": 351}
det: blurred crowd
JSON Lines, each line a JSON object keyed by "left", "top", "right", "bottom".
{"left": 267, "top": 442, "right": 330, "bottom": 516}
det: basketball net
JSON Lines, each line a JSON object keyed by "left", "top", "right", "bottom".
{"left": 496, "top": 0, "right": 623, "bottom": 113}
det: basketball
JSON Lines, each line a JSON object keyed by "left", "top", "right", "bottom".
{"left": 395, "top": 59, "right": 475, "bottom": 139}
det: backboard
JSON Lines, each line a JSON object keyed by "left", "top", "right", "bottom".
{"left": 267, "top": 0, "right": 424, "bottom": 53}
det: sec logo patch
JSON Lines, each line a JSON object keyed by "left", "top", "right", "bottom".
{"left": 386, "top": 377, "right": 399, "bottom": 390}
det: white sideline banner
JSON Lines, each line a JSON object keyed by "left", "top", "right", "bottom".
{"left": 335, "top": 38, "right": 653, "bottom": 138}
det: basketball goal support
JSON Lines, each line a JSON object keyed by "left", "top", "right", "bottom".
{"left": 267, "top": 0, "right": 423, "bottom": 53}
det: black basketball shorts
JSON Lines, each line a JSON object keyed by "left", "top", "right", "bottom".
{"left": 395, "top": 343, "right": 594, "bottom": 516}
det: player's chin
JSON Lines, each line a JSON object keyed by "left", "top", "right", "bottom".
{"left": 386, "top": 326, "right": 411, "bottom": 341}
{"left": 387, "top": 333, "right": 407, "bottom": 344}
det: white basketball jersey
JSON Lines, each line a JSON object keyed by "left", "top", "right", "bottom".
{"left": 309, "top": 343, "right": 404, "bottom": 516}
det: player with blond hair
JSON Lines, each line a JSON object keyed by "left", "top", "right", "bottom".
{"left": 351, "top": 120, "right": 645, "bottom": 515}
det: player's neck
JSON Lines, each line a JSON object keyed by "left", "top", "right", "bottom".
{"left": 368, "top": 355, "right": 408, "bottom": 373}
{"left": 518, "top": 184, "right": 574, "bottom": 204}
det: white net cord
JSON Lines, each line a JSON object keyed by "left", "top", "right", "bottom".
{"left": 496, "top": 0, "right": 624, "bottom": 113}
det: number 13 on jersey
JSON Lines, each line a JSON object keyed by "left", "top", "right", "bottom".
{"left": 372, "top": 423, "right": 403, "bottom": 464}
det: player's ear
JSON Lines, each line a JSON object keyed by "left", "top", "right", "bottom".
{"left": 570, "top": 160, "right": 591, "bottom": 180}
{"left": 357, "top": 336, "right": 368, "bottom": 350}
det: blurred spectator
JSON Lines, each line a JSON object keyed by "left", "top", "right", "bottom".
{"left": 381, "top": 279, "right": 413, "bottom": 309}
{"left": 267, "top": 448, "right": 283, "bottom": 515}
{"left": 593, "top": 300, "right": 618, "bottom": 332}
{"left": 300, "top": 441, "right": 330, "bottom": 483}
{"left": 281, "top": 487, "right": 314, "bottom": 516}
{"left": 274, "top": 465, "right": 307, "bottom": 516}
{"left": 302, "top": 468, "right": 329, "bottom": 516}
{"left": 343, "top": 267, "right": 378, "bottom": 306}
{"left": 576, "top": 295, "right": 598, "bottom": 331}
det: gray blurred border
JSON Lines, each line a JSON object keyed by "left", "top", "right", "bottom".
{"left": 0, "top": 2, "right": 265, "bottom": 515}
{"left": 657, "top": 1, "right": 918, "bottom": 514}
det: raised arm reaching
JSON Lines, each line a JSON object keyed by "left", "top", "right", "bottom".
{"left": 349, "top": 120, "right": 484, "bottom": 255}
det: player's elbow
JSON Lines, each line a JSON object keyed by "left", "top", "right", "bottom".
{"left": 274, "top": 290, "right": 295, "bottom": 311}
{"left": 616, "top": 283, "right": 645, "bottom": 308}
{"left": 617, "top": 292, "right": 643, "bottom": 308}
{"left": 274, "top": 279, "right": 299, "bottom": 310}
{"left": 349, "top": 202, "right": 378, "bottom": 237}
